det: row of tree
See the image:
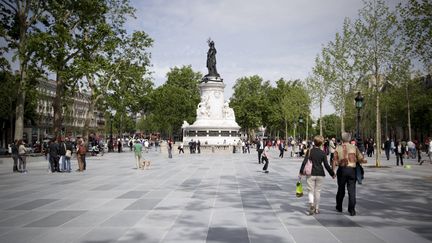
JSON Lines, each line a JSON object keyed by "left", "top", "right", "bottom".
{"left": 307, "top": 0, "right": 431, "bottom": 166}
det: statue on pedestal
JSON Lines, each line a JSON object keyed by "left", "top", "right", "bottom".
{"left": 205, "top": 38, "right": 220, "bottom": 79}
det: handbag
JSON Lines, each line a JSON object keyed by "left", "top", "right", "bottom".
{"left": 66, "top": 150, "right": 72, "bottom": 158}
{"left": 356, "top": 162, "right": 364, "bottom": 184}
{"left": 303, "top": 149, "right": 313, "bottom": 176}
{"left": 296, "top": 179, "right": 304, "bottom": 197}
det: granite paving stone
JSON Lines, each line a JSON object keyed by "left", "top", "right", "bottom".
{"left": 0, "top": 149, "right": 430, "bottom": 242}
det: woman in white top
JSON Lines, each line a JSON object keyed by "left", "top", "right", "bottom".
{"left": 262, "top": 141, "right": 271, "bottom": 173}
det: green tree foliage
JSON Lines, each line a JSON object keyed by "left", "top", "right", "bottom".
{"left": 230, "top": 75, "right": 268, "bottom": 138}
{"left": 307, "top": 50, "right": 332, "bottom": 136}
{"left": 316, "top": 114, "right": 340, "bottom": 139}
{"left": 146, "top": 65, "right": 201, "bottom": 138}
{"left": 0, "top": 0, "right": 46, "bottom": 140}
{"left": 399, "top": 0, "right": 432, "bottom": 73}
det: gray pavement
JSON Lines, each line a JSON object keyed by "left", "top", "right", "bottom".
{"left": 0, "top": 147, "right": 431, "bottom": 243}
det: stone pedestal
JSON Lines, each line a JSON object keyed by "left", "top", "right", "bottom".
{"left": 182, "top": 77, "right": 240, "bottom": 145}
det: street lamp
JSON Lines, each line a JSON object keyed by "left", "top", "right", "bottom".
{"left": 298, "top": 116, "right": 304, "bottom": 141}
{"left": 108, "top": 108, "right": 116, "bottom": 152}
{"left": 355, "top": 91, "right": 365, "bottom": 153}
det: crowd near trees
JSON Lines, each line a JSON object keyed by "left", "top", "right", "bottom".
{"left": 1, "top": 0, "right": 431, "bottom": 166}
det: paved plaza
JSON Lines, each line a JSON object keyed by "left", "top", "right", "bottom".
{"left": 0, "top": 147, "right": 431, "bottom": 243}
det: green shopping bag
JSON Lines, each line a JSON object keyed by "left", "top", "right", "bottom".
{"left": 296, "top": 179, "right": 304, "bottom": 198}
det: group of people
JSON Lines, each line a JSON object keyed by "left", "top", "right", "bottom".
{"left": 46, "top": 137, "right": 87, "bottom": 173}
{"left": 10, "top": 139, "right": 30, "bottom": 173}
{"left": 298, "top": 133, "right": 366, "bottom": 216}
{"left": 254, "top": 133, "right": 366, "bottom": 216}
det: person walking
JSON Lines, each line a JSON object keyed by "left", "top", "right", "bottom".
{"left": 178, "top": 143, "right": 184, "bottom": 154}
{"left": 278, "top": 141, "right": 285, "bottom": 158}
{"left": 133, "top": 140, "right": 143, "bottom": 169}
{"left": 117, "top": 138, "right": 122, "bottom": 153}
{"left": 299, "top": 135, "right": 335, "bottom": 215}
{"left": 384, "top": 137, "right": 391, "bottom": 160}
{"left": 333, "top": 132, "right": 366, "bottom": 216}
{"left": 262, "top": 141, "right": 271, "bottom": 173}
{"left": 17, "top": 140, "right": 29, "bottom": 173}
{"left": 11, "top": 140, "right": 19, "bottom": 172}
{"left": 329, "top": 138, "right": 336, "bottom": 167}
{"left": 257, "top": 138, "right": 264, "bottom": 164}
{"left": 168, "top": 139, "right": 173, "bottom": 159}
{"left": 394, "top": 140, "right": 405, "bottom": 166}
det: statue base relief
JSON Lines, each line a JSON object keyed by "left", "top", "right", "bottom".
{"left": 182, "top": 77, "right": 240, "bottom": 146}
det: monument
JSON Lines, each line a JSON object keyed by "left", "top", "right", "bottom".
{"left": 182, "top": 39, "right": 240, "bottom": 145}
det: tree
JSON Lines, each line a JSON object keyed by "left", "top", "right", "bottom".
{"left": 34, "top": 0, "right": 124, "bottom": 138}
{"left": 318, "top": 114, "right": 340, "bottom": 138}
{"left": 80, "top": 30, "right": 153, "bottom": 140}
{"left": 352, "top": 0, "right": 401, "bottom": 167}
{"left": 307, "top": 50, "right": 332, "bottom": 136}
{"left": 230, "top": 75, "right": 268, "bottom": 139}
{"left": 147, "top": 65, "right": 201, "bottom": 138}
{"left": 326, "top": 18, "right": 359, "bottom": 136}
{"left": 399, "top": 0, "right": 432, "bottom": 74}
{"left": 0, "top": 0, "right": 45, "bottom": 140}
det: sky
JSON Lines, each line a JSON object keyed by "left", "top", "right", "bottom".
{"left": 125, "top": 0, "right": 399, "bottom": 119}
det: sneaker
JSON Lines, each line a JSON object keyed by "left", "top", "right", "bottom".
{"left": 314, "top": 209, "right": 320, "bottom": 214}
{"left": 264, "top": 171, "right": 269, "bottom": 173}
{"left": 309, "top": 204, "right": 315, "bottom": 215}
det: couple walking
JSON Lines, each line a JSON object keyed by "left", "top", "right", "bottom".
{"left": 299, "top": 133, "right": 366, "bottom": 216}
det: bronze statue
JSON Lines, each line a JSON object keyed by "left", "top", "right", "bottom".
{"left": 205, "top": 39, "right": 220, "bottom": 78}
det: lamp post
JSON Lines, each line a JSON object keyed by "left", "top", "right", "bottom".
{"left": 355, "top": 91, "right": 365, "bottom": 153}
{"left": 108, "top": 109, "right": 116, "bottom": 152}
{"left": 298, "top": 116, "right": 304, "bottom": 141}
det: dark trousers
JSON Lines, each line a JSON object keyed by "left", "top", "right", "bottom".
{"left": 385, "top": 149, "right": 390, "bottom": 160}
{"left": 329, "top": 153, "right": 334, "bottom": 165}
{"left": 279, "top": 149, "right": 284, "bottom": 158}
{"left": 262, "top": 156, "right": 269, "bottom": 171}
{"left": 49, "top": 155, "right": 59, "bottom": 172}
{"left": 336, "top": 167, "right": 356, "bottom": 214}
{"left": 82, "top": 155, "right": 86, "bottom": 170}
{"left": 396, "top": 153, "right": 404, "bottom": 166}
{"left": 257, "top": 149, "right": 263, "bottom": 163}
{"left": 12, "top": 154, "right": 19, "bottom": 172}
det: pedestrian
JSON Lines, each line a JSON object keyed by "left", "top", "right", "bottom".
{"left": 76, "top": 139, "right": 86, "bottom": 172}
{"left": 189, "top": 140, "right": 193, "bottom": 154}
{"left": 329, "top": 138, "right": 336, "bottom": 166}
{"left": 11, "top": 140, "right": 19, "bottom": 172}
{"left": 17, "top": 139, "right": 29, "bottom": 173}
{"left": 257, "top": 138, "right": 264, "bottom": 164}
{"left": 129, "top": 139, "right": 133, "bottom": 151}
{"left": 134, "top": 140, "right": 143, "bottom": 169}
{"left": 197, "top": 140, "right": 201, "bottom": 154}
{"left": 48, "top": 138, "right": 60, "bottom": 173}
{"left": 178, "top": 143, "right": 184, "bottom": 154}
{"left": 58, "top": 137, "right": 66, "bottom": 172}
{"left": 262, "top": 141, "right": 271, "bottom": 173}
{"left": 144, "top": 139, "right": 149, "bottom": 153}
{"left": 333, "top": 132, "right": 366, "bottom": 216}
{"left": 299, "top": 135, "right": 335, "bottom": 215}
{"left": 64, "top": 137, "right": 73, "bottom": 172}
{"left": 117, "top": 138, "right": 122, "bottom": 153}
{"left": 278, "top": 141, "right": 285, "bottom": 158}
{"left": 416, "top": 142, "right": 423, "bottom": 164}
{"left": 394, "top": 140, "right": 405, "bottom": 166}
{"left": 384, "top": 137, "right": 391, "bottom": 160}
{"left": 168, "top": 139, "right": 173, "bottom": 158}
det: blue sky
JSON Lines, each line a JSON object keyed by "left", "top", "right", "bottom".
{"left": 126, "top": 0, "right": 401, "bottom": 118}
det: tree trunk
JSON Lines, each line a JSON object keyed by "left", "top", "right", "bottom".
{"left": 406, "top": 82, "right": 412, "bottom": 141}
{"left": 285, "top": 120, "right": 288, "bottom": 142}
{"left": 319, "top": 98, "right": 323, "bottom": 136}
{"left": 83, "top": 99, "right": 95, "bottom": 143}
{"left": 14, "top": 80, "right": 26, "bottom": 140}
{"left": 306, "top": 116, "right": 309, "bottom": 140}
{"left": 340, "top": 110, "right": 345, "bottom": 136}
{"left": 53, "top": 73, "right": 64, "bottom": 139}
{"left": 375, "top": 83, "right": 381, "bottom": 167}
